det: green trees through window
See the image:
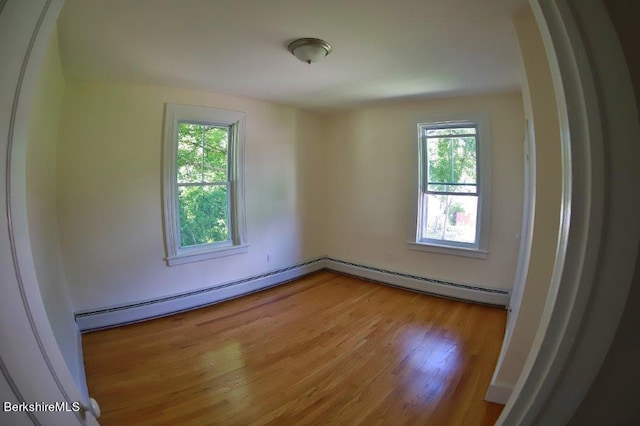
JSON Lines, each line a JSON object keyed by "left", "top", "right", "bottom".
{"left": 177, "top": 123, "right": 230, "bottom": 247}
{"left": 163, "top": 103, "right": 247, "bottom": 265}
{"left": 421, "top": 125, "right": 479, "bottom": 244}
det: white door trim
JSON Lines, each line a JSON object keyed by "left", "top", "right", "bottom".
{"left": 0, "top": 0, "right": 98, "bottom": 424}
{"left": 498, "top": 0, "right": 640, "bottom": 423}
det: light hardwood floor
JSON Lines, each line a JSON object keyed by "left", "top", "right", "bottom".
{"left": 82, "top": 271, "right": 506, "bottom": 425}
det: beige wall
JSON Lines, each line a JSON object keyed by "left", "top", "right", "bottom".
{"left": 25, "top": 30, "right": 82, "bottom": 392}
{"left": 324, "top": 94, "right": 525, "bottom": 290}
{"left": 57, "top": 81, "right": 327, "bottom": 311}
{"left": 491, "top": 4, "right": 562, "bottom": 389}
{"left": 57, "top": 81, "right": 524, "bottom": 313}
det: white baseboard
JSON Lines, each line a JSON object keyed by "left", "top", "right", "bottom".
{"left": 485, "top": 381, "right": 513, "bottom": 404}
{"left": 325, "top": 258, "right": 510, "bottom": 306}
{"left": 76, "top": 256, "right": 509, "bottom": 332}
{"left": 75, "top": 257, "right": 326, "bottom": 332}
{"left": 75, "top": 326, "right": 89, "bottom": 401}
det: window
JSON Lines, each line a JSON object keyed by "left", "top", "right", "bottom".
{"left": 163, "top": 104, "right": 247, "bottom": 265}
{"left": 409, "top": 115, "right": 491, "bottom": 258}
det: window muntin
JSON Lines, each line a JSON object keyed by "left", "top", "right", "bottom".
{"left": 414, "top": 117, "right": 490, "bottom": 256}
{"left": 163, "top": 104, "right": 247, "bottom": 265}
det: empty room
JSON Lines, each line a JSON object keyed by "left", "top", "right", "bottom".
{"left": 2, "top": 0, "right": 638, "bottom": 425}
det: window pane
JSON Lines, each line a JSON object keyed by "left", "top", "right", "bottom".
{"left": 177, "top": 123, "right": 230, "bottom": 184}
{"left": 421, "top": 194, "right": 478, "bottom": 244}
{"left": 202, "top": 126, "right": 229, "bottom": 182}
{"left": 178, "top": 184, "right": 229, "bottom": 247}
{"left": 177, "top": 123, "right": 205, "bottom": 183}
{"left": 427, "top": 136, "right": 477, "bottom": 185}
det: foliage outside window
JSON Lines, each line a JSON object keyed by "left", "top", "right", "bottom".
{"left": 163, "top": 104, "right": 247, "bottom": 265}
{"left": 411, "top": 117, "right": 491, "bottom": 258}
{"left": 177, "top": 123, "right": 230, "bottom": 246}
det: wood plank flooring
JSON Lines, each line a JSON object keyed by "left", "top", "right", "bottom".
{"left": 82, "top": 271, "right": 506, "bottom": 425}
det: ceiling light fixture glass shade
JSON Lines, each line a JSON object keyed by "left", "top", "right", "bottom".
{"left": 288, "top": 38, "right": 332, "bottom": 64}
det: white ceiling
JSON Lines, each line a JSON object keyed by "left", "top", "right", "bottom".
{"left": 57, "top": 0, "right": 527, "bottom": 112}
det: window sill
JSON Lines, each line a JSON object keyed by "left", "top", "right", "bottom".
{"left": 407, "top": 241, "right": 488, "bottom": 259}
{"left": 166, "top": 244, "right": 249, "bottom": 266}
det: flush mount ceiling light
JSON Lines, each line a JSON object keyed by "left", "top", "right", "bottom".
{"left": 287, "top": 38, "right": 332, "bottom": 64}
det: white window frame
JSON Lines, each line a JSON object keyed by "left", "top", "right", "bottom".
{"left": 162, "top": 103, "right": 248, "bottom": 266}
{"left": 408, "top": 113, "right": 492, "bottom": 259}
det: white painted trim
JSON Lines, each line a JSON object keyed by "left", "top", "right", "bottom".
{"left": 412, "top": 112, "right": 492, "bottom": 254}
{"left": 485, "top": 382, "right": 514, "bottom": 405}
{"left": 1, "top": 0, "right": 98, "bottom": 424}
{"left": 498, "top": 0, "right": 640, "bottom": 424}
{"left": 490, "top": 42, "right": 538, "bottom": 405}
{"left": 407, "top": 241, "right": 488, "bottom": 259}
{"left": 76, "top": 258, "right": 326, "bottom": 332}
{"left": 74, "top": 327, "right": 88, "bottom": 401}
{"left": 76, "top": 256, "right": 510, "bottom": 332}
{"left": 504, "top": 120, "right": 535, "bottom": 348}
{"left": 325, "top": 258, "right": 510, "bottom": 306}
{"left": 0, "top": 368, "right": 33, "bottom": 425}
{"left": 166, "top": 244, "right": 249, "bottom": 266}
{"left": 162, "top": 103, "right": 248, "bottom": 266}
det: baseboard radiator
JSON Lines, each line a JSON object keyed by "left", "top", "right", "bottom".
{"left": 75, "top": 256, "right": 509, "bottom": 332}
